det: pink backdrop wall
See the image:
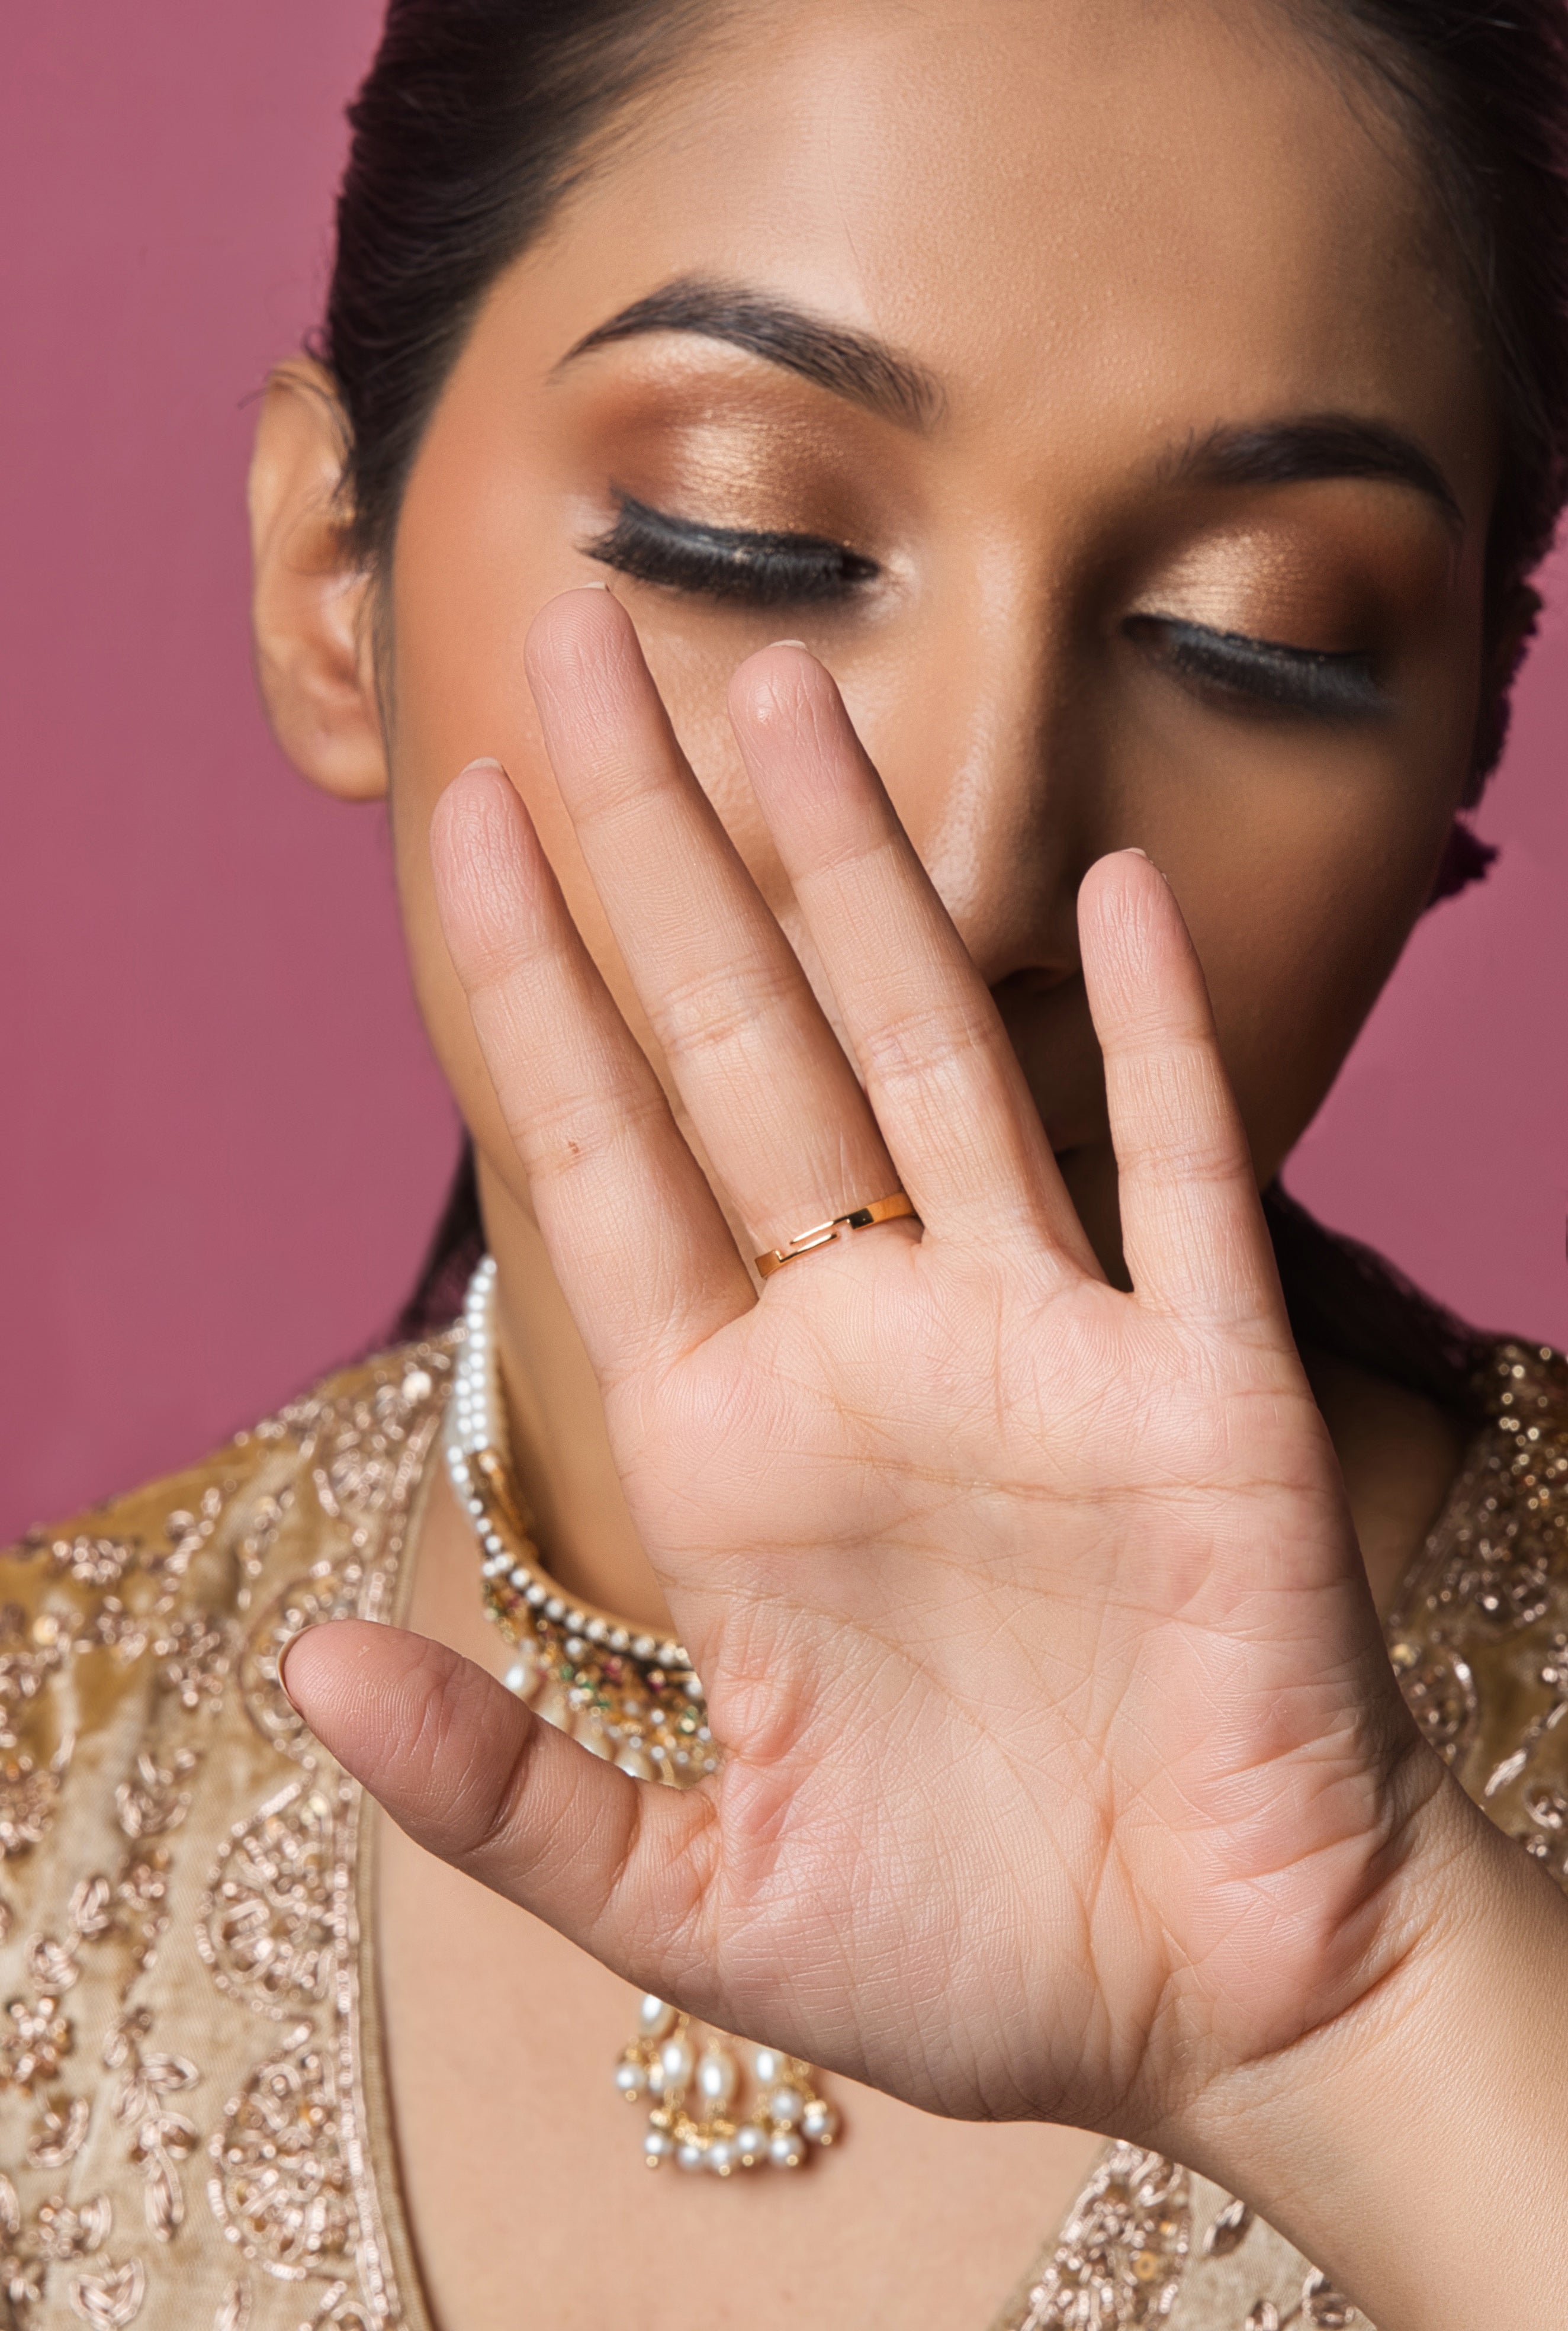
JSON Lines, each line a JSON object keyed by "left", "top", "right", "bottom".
{"left": 3, "top": 4, "right": 1566, "bottom": 1546}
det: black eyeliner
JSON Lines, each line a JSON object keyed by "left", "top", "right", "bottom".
{"left": 1126, "top": 615, "right": 1390, "bottom": 720}
{"left": 583, "top": 492, "right": 880, "bottom": 606}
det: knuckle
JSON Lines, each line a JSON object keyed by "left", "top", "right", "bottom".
{"left": 1113, "top": 1045, "right": 1244, "bottom": 1185}
{"left": 460, "top": 1722, "right": 549, "bottom": 1864}
{"left": 506, "top": 1080, "right": 668, "bottom": 1188}
{"left": 460, "top": 907, "right": 555, "bottom": 996}
{"left": 857, "top": 998, "right": 993, "bottom": 1098}
{"left": 646, "top": 952, "right": 801, "bottom": 1070}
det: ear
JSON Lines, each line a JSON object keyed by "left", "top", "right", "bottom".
{"left": 248, "top": 355, "right": 388, "bottom": 801}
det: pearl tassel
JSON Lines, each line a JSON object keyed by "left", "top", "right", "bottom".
{"left": 616, "top": 1996, "right": 841, "bottom": 2175}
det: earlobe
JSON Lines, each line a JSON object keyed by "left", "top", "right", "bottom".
{"left": 248, "top": 356, "right": 388, "bottom": 802}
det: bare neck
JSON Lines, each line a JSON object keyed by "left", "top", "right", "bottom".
{"left": 479, "top": 1155, "right": 674, "bottom": 1633}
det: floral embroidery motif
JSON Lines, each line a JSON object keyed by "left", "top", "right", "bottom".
{"left": 116, "top": 1749, "right": 199, "bottom": 1843}
{"left": 1200, "top": 2201, "right": 1253, "bottom": 2259}
{"left": 27, "top": 2089, "right": 92, "bottom": 2171}
{"left": 208, "top": 2021, "right": 358, "bottom": 2280}
{"left": 213, "top": 2283, "right": 251, "bottom": 2331}
{"left": 1018, "top": 2145, "right": 1191, "bottom": 2326}
{"left": 197, "top": 1777, "right": 343, "bottom": 2017}
{"left": 238, "top": 1569, "right": 368, "bottom": 1761}
{"left": 105, "top": 2009, "right": 201, "bottom": 2239}
{"left": 1, "top": 1987, "right": 73, "bottom": 2092}
{"left": 46, "top": 1539, "right": 140, "bottom": 1590}
{"left": 1241, "top": 2271, "right": 1361, "bottom": 2329}
{"left": 0, "top": 2171, "right": 113, "bottom": 2316}
{"left": 66, "top": 2256, "right": 146, "bottom": 2327}
{"left": 0, "top": 1754, "right": 69, "bottom": 1862}
{"left": 156, "top": 1612, "right": 237, "bottom": 1713}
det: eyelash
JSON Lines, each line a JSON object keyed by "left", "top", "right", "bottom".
{"left": 584, "top": 493, "right": 879, "bottom": 606}
{"left": 583, "top": 496, "right": 1389, "bottom": 722}
{"left": 1122, "top": 615, "right": 1389, "bottom": 723}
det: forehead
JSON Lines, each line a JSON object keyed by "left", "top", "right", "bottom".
{"left": 512, "top": 0, "right": 1490, "bottom": 501}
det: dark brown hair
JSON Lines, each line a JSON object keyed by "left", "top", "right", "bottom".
{"left": 318, "top": 0, "right": 1568, "bottom": 1402}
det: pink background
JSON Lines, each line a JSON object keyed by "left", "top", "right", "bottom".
{"left": 2, "top": 4, "right": 1566, "bottom": 1546}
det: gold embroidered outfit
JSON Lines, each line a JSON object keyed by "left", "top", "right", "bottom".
{"left": 2, "top": 1335, "right": 1565, "bottom": 2330}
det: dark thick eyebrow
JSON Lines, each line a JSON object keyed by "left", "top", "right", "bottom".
{"left": 1172, "top": 418, "right": 1464, "bottom": 531}
{"left": 557, "top": 275, "right": 944, "bottom": 431}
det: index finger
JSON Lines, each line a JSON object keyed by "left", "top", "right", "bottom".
{"left": 728, "top": 646, "right": 1098, "bottom": 1274}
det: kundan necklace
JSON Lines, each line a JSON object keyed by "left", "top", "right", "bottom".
{"left": 445, "top": 1254, "right": 842, "bottom": 2176}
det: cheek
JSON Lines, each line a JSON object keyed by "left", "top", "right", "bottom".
{"left": 1175, "top": 787, "right": 1455, "bottom": 1181}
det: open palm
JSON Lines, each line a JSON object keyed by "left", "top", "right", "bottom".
{"left": 287, "top": 587, "right": 1441, "bottom": 2150}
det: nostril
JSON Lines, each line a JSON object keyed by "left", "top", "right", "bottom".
{"left": 989, "top": 963, "right": 1078, "bottom": 1001}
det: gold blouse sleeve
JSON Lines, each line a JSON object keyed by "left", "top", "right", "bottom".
{"left": 0, "top": 1340, "right": 452, "bottom": 2331}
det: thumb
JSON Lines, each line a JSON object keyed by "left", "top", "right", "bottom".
{"left": 281, "top": 1619, "right": 718, "bottom": 1983}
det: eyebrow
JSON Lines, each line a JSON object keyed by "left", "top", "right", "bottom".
{"left": 1171, "top": 418, "right": 1465, "bottom": 531}
{"left": 557, "top": 275, "right": 944, "bottom": 431}
{"left": 560, "top": 288, "right": 1463, "bottom": 527}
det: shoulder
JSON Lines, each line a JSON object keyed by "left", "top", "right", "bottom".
{"left": 0, "top": 1337, "right": 454, "bottom": 1894}
{"left": 1390, "top": 1335, "right": 1568, "bottom": 1864}
{"left": 1470, "top": 1333, "right": 1568, "bottom": 1443}
{"left": 0, "top": 1337, "right": 452, "bottom": 2323}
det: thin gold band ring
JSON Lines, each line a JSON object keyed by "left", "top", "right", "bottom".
{"left": 754, "top": 1192, "right": 917, "bottom": 1279}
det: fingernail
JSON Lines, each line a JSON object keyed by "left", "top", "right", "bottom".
{"left": 460, "top": 756, "right": 506, "bottom": 778}
{"left": 277, "top": 1629, "right": 306, "bottom": 1712}
{"left": 1125, "top": 847, "right": 1150, "bottom": 860}
{"left": 770, "top": 638, "right": 809, "bottom": 650}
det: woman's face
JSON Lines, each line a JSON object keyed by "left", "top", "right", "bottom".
{"left": 376, "top": 0, "right": 1493, "bottom": 1270}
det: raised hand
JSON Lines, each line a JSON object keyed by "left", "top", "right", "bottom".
{"left": 285, "top": 585, "right": 1454, "bottom": 2156}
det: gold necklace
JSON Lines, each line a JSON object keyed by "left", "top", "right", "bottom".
{"left": 445, "top": 1255, "right": 842, "bottom": 2176}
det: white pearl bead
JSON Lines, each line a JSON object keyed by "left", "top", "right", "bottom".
{"left": 707, "top": 2134, "right": 736, "bottom": 2176}
{"left": 768, "top": 2128, "right": 806, "bottom": 2169}
{"left": 751, "top": 2047, "right": 785, "bottom": 2086}
{"left": 638, "top": 1996, "right": 677, "bottom": 2040}
{"left": 643, "top": 2127, "right": 672, "bottom": 2167}
{"left": 696, "top": 2045, "right": 738, "bottom": 2108}
{"left": 802, "top": 2099, "right": 839, "bottom": 2144}
{"left": 660, "top": 2035, "right": 695, "bottom": 2094}
{"left": 613, "top": 2059, "right": 648, "bottom": 2098}
{"left": 767, "top": 2085, "right": 804, "bottom": 2128}
{"left": 732, "top": 2123, "right": 766, "bottom": 2168}
{"left": 675, "top": 2139, "right": 706, "bottom": 2172}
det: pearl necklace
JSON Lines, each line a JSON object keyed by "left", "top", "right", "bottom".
{"left": 444, "top": 1255, "right": 842, "bottom": 2176}
{"left": 446, "top": 1255, "right": 712, "bottom": 1783}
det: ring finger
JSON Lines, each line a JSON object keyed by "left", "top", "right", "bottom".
{"left": 523, "top": 587, "right": 901, "bottom": 1261}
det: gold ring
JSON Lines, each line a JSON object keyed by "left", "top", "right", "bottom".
{"left": 755, "top": 1192, "right": 917, "bottom": 1279}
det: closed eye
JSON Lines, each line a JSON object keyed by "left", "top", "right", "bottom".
{"left": 1124, "top": 614, "right": 1391, "bottom": 721}
{"left": 583, "top": 492, "right": 881, "bottom": 606}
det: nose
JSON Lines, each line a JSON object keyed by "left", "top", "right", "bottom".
{"left": 865, "top": 575, "right": 1091, "bottom": 993}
